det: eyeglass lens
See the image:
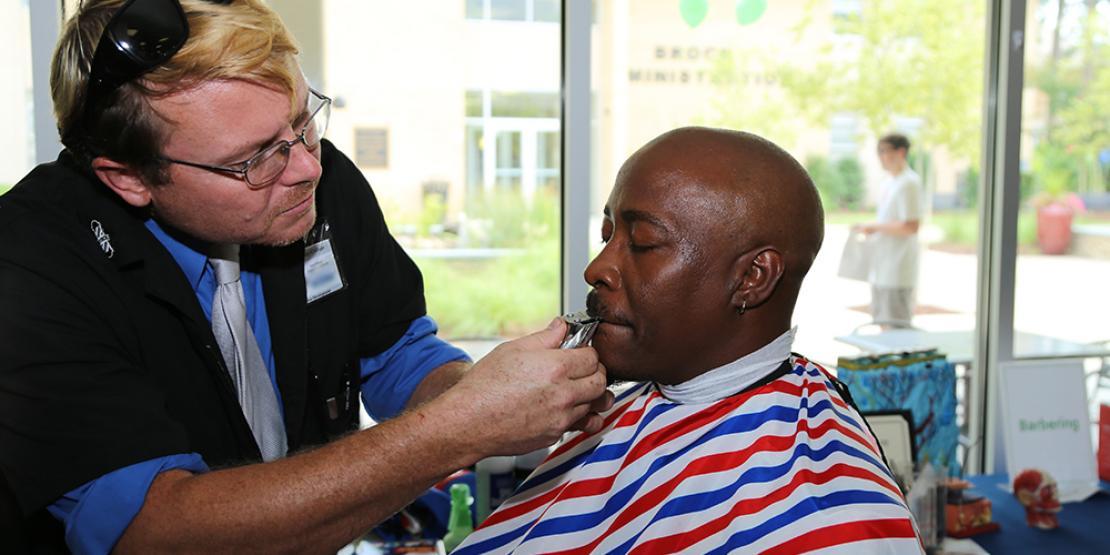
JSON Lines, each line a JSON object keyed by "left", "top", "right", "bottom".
{"left": 244, "top": 97, "right": 331, "bottom": 186}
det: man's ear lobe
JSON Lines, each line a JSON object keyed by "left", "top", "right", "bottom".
{"left": 91, "top": 156, "right": 153, "bottom": 208}
{"left": 729, "top": 248, "right": 785, "bottom": 311}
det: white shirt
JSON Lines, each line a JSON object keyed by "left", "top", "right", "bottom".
{"left": 658, "top": 328, "right": 795, "bottom": 404}
{"left": 870, "top": 168, "right": 923, "bottom": 288}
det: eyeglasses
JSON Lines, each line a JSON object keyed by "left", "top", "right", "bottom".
{"left": 81, "top": 0, "right": 232, "bottom": 130}
{"left": 160, "top": 88, "right": 332, "bottom": 188}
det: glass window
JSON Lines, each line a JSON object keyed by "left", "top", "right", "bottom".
{"left": 590, "top": 0, "right": 986, "bottom": 439}
{"left": 465, "top": 90, "right": 484, "bottom": 117}
{"left": 1013, "top": 1, "right": 1110, "bottom": 358}
{"left": 533, "top": 0, "right": 559, "bottom": 23}
{"left": 0, "top": 0, "right": 34, "bottom": 193}
{"left": 537, "top": 130, "right": 559, "bottom": 190}
{"left": 465, "top": 124, "right": 484, "bottom": 191}
{"left": 495, "top": 130, "right": 522, "bottom": 189}
{"left": 490, "top": 91, "right": 559, "bottom": 118}
{"left": 490, "top": 0, "right": 527, "bottom": 21}
{"left": 466, "top": 0, "right": 484, "bottom": 19}
{"left": 466, "top": 0, "right": 557, "bottom": 23}
{"left": 277, "top": 1, "right": 560, "bottom": 349}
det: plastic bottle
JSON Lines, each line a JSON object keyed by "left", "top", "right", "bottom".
{"left": 474, "top": 455, "right": 515, "bottom": 524}
{"left": 443, "top": 483, "right": 474, "bottom": 553}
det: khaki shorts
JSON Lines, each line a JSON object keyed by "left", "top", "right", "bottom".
{"left": 871, "top": 286, "right": 915, "bottom": 327}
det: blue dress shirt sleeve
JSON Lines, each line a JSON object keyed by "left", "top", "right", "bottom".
{"left": 360, "top": 316, "right": 471, "bottom": 421}
{"left": 46, "top": 453, "right": 209, "bottom": 555}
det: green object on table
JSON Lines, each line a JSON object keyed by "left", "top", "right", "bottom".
{"left": 443, "top": 483, "right": 474, "bottom": 552}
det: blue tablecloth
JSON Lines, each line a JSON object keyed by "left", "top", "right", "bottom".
{"left": 967, "top": 474, "right": 1110, "bottom": 554}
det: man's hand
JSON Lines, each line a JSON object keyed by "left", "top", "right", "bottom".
{"left": 853, "top": 223, "right": 878, "bottom": 235}
{"left": 117, "top": 319, "right": 611, "bottom": 554}
{"left": 853, "top": 221, "right": 918, "bottom": 236}
{"left": 437, "top": 318, "right": 611, "bottom": 459}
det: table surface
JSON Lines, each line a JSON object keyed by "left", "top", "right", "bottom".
{"left": 965, "top": 474, "right": 1110, "bottom": 554}
{"left": 834, "top": 329, "right": 1103, "bottom": 365}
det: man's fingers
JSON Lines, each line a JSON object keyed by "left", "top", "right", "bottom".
{"left": 568, "top": 412, "right": 605, "bottom": 434}
{"left": 508, "top": 318, "right": 567, "bottom": 351}
{"left": 588, "top": 390, "right": 615, "bottom": 413}
{"left": 561, "top": 349, "right": 603, "bottom": 380}
{"left": 560, "top": 362, "right": 607, "bottom": 405}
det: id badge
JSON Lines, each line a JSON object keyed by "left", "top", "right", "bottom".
{"left": 304, "top": 219, "right": 346, "bottom": 303}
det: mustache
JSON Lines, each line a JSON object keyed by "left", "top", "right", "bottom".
{"left": 586, "top": 290, "right": 631, "bottom": 326}
{"left": 278, "top": 181, "right": 318, "bottom": 213}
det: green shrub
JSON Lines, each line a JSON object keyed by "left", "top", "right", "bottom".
{"left": 806, "top": 155, "right": 865, "bottom": 210}
{"left": 464, "top": 189, "right": 558, "bottom": 248}
{"left": 419, "top": 238, "right": 559, "bottom": 338}
{"left": 418, "top": 189, "right": 562, "bottom": 337}
{"left": 419, "top": 194, "right": 446, "bottom": 235}
{"left": 834, "top": 157, "right": 865, "bottom": 209}
{"left": 806, "top": 156, "right": 835, "bottom": 210}
{"left": 929, "top": 209, "right": 1039, "bottom": 248}
{"left": 931, "top": 211, "right": 977, "bottom": 246}
{"left": 960, "top": 167, "right": 979, "bottom": 208}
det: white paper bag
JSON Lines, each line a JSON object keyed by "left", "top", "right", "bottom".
{"left": 837, "top": 230, "right": 873, "bottom": 282}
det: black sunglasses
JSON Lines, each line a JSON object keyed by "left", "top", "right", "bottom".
{"left": 81, "top": 0, "right": 232, "bottom": 130}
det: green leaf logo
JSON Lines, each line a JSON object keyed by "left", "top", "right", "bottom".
{"left": 679, "top": 0, "right": 709, "bottom": 28}
{"left": 736, "top": 0, "right": 767, "bottom": 25}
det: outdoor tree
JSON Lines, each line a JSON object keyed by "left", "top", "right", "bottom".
{"left": 1035, "top": 0, "right": 1109, "bottom": 194}
{"left": 710, "top": 0, "right": 985, "bottom": 172}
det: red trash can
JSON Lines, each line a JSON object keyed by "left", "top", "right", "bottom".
{"left": 1036, "top": 203, "right": 1074, "bottom": 255}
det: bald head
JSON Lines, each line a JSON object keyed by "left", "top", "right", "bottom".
{"left": 629, "top": 127, "right": 824, "bottom": 286}
{"left": 584, "top": 127, "right": 824, "bottom": 384}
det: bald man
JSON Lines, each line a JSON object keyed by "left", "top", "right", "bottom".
{"left": 455, "top": 128, "right": 922, "bottom": 554}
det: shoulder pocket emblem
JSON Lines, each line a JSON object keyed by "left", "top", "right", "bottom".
{"left": 90, "top": 220, "right": 114, "bottom": 258}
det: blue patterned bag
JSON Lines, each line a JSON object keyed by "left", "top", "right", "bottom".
{"left": 837, "top": 350, "right": 959, "bottom": 475}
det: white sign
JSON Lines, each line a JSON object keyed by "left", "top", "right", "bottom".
{"left": 1000, "top": 359, "right": 1099, "bottom": 502}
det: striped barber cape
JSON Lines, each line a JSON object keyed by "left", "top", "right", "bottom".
{"left": 454, "top": 355, "right": 922, "bottom": 554}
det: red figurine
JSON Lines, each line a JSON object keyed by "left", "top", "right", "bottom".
{"left": 1012, "top": 468, "right": 1061, "bottom": 530}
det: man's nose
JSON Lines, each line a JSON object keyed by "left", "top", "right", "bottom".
{"left": 281, "top": 140, "right": 323, "bottom": 186}
{"left": 583, "top": 245, "right": 620, "bottom": 290}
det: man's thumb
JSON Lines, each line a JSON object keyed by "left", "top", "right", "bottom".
{"left": 517, "top": 317, "right": 566, "bottom": 349}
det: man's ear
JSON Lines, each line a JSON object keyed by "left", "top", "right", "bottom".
{"left": 91, "top": 156, "right": 153, "bottom": 208}
{"left": 729, "top": 248, "right": 785, "bottom": 311}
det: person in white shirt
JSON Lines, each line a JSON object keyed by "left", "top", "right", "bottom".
{"left": 854, "top": 133, "right": 924, "bottom": 329}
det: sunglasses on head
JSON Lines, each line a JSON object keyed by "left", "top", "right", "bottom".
{"left": 81, "top": 0, "right": 232, "bottom": 130}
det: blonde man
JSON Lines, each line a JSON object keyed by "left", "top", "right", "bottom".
{"left": 0, "top": 1, "right": 609, "bottom": 553}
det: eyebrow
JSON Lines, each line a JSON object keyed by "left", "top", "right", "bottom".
{"left": 221, "top": 129, "right": 285, "bottom": 165}
{"left": 620, "top": 209, "right": 670, "bottom": 232}
{"left": 601, "top": 206, "right": 670, "bottom": 230}
{"left": 220, "top": 93, "right": 312, "bottom": 164}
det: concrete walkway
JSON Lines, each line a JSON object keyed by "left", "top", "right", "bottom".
{"left": 793, "top": 225, "right": 1110, "bottom": 366}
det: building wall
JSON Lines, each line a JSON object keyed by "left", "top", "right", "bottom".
{"left": 312, "top": 0, "right": 972, "bottom": 221}
{"left": 0, "top": 0, "right": 33, "bottom": 186}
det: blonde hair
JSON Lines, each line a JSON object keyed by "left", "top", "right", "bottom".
{"left": 52, "top": 0, "right": 301, "bottom": 184}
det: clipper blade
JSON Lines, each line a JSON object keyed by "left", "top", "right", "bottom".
{"left": 560, "top": 310, "right": 600, "bottom": 349}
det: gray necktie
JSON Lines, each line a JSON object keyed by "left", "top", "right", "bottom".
{"left": 209, "top": 244, "right": 288, "bottom": 461}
